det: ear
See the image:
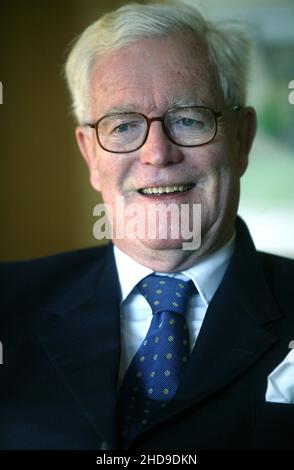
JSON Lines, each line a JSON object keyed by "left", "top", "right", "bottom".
{"left": 237, "top": 106, "right": 257, "bottom": 177}
{"left": 75, "top": 126, "right": 101, "bottom": 191}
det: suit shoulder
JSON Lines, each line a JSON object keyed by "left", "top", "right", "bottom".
{"left": 0, "top": 244, "right": 111, "bottom": 308}
{"left": 258, "top": 251, "right": 294, "bottom": 273}
{"left": 258, "top": 251, "right": 294, "bottom": 300}
{"left": 0, "top": 243, "right": 110, "bottom": 269}
{"left": 0, "top": 244, "right": 109, "bottom": 270}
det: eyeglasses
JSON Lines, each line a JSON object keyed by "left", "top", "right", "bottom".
{"left": 87, "top": 105, "right": 241, "bottom": 154}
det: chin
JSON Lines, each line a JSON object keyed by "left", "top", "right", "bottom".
{"left": 137, "top": 236, "right": 191, "bottom": 251}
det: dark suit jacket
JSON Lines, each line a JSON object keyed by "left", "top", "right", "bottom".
{"left": 0, "top": 217, "right": 294, "bottom": 450}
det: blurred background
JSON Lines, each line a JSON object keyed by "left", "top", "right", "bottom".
{"left": 0, "top": 0, "right": 293, "bottom": 261}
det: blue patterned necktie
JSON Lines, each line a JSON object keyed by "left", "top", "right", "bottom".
{"left": 118, "top": 273, "right": 194, "bottom": 445}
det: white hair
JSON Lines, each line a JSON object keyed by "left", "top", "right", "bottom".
{"left": 64, "top": 0, "right": 251, "bottom": 124}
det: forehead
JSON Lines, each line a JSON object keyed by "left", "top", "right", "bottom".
{"left": 90, "top": 34, "right": 223, "bottom": 116}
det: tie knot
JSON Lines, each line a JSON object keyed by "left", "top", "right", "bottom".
{"left": 137, "top": 274, "right": 194, "bottom": 316}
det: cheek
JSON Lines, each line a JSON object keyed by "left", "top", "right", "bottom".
{"left": 95, "top": 155, "right": 130, "bottom": 198}
{"left": 195, "top": 143, "right": 232, "bottom": 181}
{"left": 207, "top": 148, "right": 241, "bottom": 217}
{"left": 210, "top": 137, "right": 241, "bottom": 177}
{"left": 196, "top": 144, "right": 238, "bottom": 204}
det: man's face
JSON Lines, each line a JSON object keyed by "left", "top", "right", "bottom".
{"left": 76, "top": 34, "right": 256, "bottom": 271}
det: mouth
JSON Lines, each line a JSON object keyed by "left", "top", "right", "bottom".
{"left": 138, "top": 183, "right": 195, "bottom": 196}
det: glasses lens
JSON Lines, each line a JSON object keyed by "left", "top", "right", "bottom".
{"left": 97, "top": 113, "right": 147, "bottom": 152}
{"left": 165, "top": 107, "right": 216, "bottom": 146}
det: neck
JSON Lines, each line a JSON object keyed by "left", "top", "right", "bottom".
{"left": 113, "top": 227, "right": 234, "bottom": 272}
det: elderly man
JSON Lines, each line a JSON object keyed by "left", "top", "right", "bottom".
{"left": 0, "top": 0, "right": 294, "bottom": 451}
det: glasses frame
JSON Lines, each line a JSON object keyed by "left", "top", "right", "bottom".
{"left": 87, "top": 105, "right": 241, "bottom": 154}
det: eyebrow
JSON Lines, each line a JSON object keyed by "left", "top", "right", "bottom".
{"left": 102, "top": 104, "right": 141, "bottom": 115}
{"left": 101, "top": 98, "right": 207, "bottom": 116}
{"left": 172, "top": 98, "right": 206, "bottom": 107}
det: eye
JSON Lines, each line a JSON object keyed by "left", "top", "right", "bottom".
{"left": 175, "top": 117, "right": 204, "bottom": 129}
{"left": 178, "top": 118, "right": 197, "bottom": 127}
{"left": 112, "top": 122, "right": 134, "bottom": 134}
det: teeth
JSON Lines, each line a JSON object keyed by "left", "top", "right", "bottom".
{"left": 141, "top": 184, "right": 193, "bottom": 195}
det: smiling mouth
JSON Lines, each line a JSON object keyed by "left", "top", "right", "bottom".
{"left": 138, "top": 183, "right": 195, "bottom": 195}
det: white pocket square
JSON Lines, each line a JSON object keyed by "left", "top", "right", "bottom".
{"left": 265, "top": 346, "right": 294, "bottom": 404}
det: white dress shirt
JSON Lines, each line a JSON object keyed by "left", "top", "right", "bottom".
{"left": 114, "top": 236, "right": 235, "bottom": 386}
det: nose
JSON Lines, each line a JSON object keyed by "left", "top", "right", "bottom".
{"left": 139, "top": 120, "right": 184, "bottom": 167}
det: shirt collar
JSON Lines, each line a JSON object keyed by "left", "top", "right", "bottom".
{"left": 113, "top": 233, "right": 235, "bottom": 307}
{"left": 113, "top": 246, "right": 153, "bottom": 303}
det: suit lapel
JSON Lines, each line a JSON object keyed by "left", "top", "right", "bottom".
{"left": 135, "top": 218, "right": 283, "bottom": 441}
{"left": 179, "top": 217, "right": 282, "bottom": 402}
{"left": 36, "top": 244, "right": 121, "bottom": 448}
